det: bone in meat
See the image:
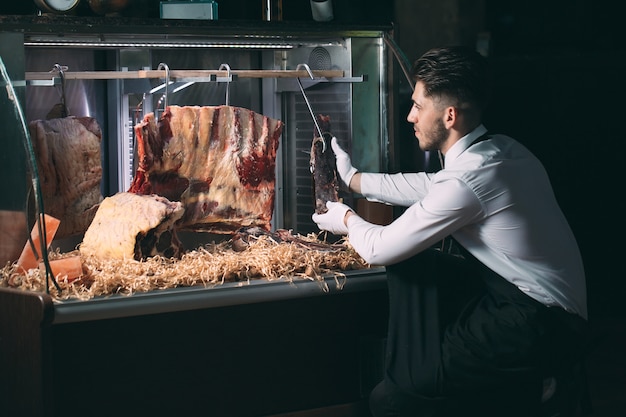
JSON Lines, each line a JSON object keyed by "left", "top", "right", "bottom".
{"left": 129, "top": 105, "right": 283, "bottom": 234}
{"left": 310, "top": 114, "right": 339, "bottom": 214}
{"left": 29, "top": 116, "right": 103, "bottom": 238}
{"left": 80, "top": 192, "right": 184, "bottom": 260}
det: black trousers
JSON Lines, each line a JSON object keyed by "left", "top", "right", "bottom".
{"left": 369, "top": 248, "right": 588, "bottom": 417}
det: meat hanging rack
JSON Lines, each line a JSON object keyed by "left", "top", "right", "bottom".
{"left": 25, "top": 67, "right": 363, "bottom": 85}
{"left": 26, "top": 63, "right": 365, "bottom": 118}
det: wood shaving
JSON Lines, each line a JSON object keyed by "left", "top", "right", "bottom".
{"left": 0, "top": 233, "right": 368, "bottom": 301}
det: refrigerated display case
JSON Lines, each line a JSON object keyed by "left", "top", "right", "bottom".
{"left": 0, "top": 15, "right": 394, "bottom": 417}
{"left": 11, "top": 19, "right": 391, "bottom": 236}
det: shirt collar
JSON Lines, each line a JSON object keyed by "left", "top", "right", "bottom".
{"left": 443, "top": 124, "right": 488, "bottom": 166}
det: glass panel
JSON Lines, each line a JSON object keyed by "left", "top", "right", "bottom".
{"left": 0, "top": 56, "right": 58, "bottom": 293}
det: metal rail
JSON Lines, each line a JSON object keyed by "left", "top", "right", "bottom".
{"left": 24, "top": 68, "right": 361, "bottom": 86}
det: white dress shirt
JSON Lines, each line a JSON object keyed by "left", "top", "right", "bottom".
{"left": 347, "top": 124, "right": 587, "bottom": 319}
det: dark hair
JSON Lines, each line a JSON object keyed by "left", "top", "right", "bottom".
{"left": 411, "top": 46, "right": 492, "bottom": 113}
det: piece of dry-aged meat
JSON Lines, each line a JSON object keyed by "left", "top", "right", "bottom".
{"left": 129, "top": 105, "right": 283, "bottom": 233}
{"left": 310, "top": 114, "right": 340, "bottom": 214}
{"left": 29, "top": 116, "right": 103, "bottom": 238}
{"left": 80, "top": 192, "right": 184, "bottom": 260}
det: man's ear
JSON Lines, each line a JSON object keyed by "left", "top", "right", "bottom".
{"left": 444, "top": 106, "right": 458, "bottom": 128}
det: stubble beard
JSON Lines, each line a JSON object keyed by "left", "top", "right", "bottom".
{"left": 418, "top": 118, "right": 448, "bottom": 152}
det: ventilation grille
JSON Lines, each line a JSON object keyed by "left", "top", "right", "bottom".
{"left": 285, "top": 44, "right": 351, "bottom": 74}
{"left": 286, "top": 83, "right": 352, "bottom": 235}
{"left": 308, "top": 46, "right": 332, "bottom": 70}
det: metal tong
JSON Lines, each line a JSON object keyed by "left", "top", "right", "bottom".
{"left": 296, "top": 63, "right": 326, "bottom": 153}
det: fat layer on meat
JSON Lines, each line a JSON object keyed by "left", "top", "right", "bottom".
{"left": 80, "top": 192, "right": 184, "bottom": 260}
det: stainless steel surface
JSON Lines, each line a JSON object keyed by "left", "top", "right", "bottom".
{"left": 52, "top": 267, "right": 386, "bottom": 324}
{"left": 383, "top": 32, "right": 414, "bottom": 90}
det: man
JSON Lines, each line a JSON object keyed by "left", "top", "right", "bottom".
{"left": 312, "top": 46, "right": 588, "bottom": 416}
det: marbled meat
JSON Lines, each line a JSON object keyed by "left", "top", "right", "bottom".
{"left": 129, "top": 105, "right": 283, "bottom": 233}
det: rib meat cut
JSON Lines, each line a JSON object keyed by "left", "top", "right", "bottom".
{"left": 129, "top": 105, "right": 283, "bottom": 233}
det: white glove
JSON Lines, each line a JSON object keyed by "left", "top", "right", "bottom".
{"left": 331, "top": 137, "right": 358, "bottom": 189}
{"left": 311, "top": 201, "right": 352, "bottom": 235}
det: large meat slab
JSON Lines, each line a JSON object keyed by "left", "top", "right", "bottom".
{"left": 129, "top": 105, "right": 283, "bottom": 233}
{"left": 29, "top": 116, "right": 103, "bottom": 238}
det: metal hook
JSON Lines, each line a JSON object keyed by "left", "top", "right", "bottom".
{"left": 218, "top": 63, "right": 231, "bottom": 106}
{"left": 51, "top": 63, "right": 69, "bottom": 117}
{"left": 157, "top": 62, "right": 170, "bottom": 111}
{"left": 296, "top": 63, "right": 315, "bottom": 80}
{"left": 295, "top": 63, "right": 325, "bottom": 151}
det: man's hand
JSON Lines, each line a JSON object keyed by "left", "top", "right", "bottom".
{"left": 312, "top": 201, "right": 353, "bottom": 235}
{"left": 331, "top": 137, "right": 358, "bottom": 189}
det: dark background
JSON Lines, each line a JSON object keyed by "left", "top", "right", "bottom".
{"left": 391, "top": 0, "right": 625, "bottom": 321}
{"left": 482, "top": 2, "right": 626, "bottom": 321}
